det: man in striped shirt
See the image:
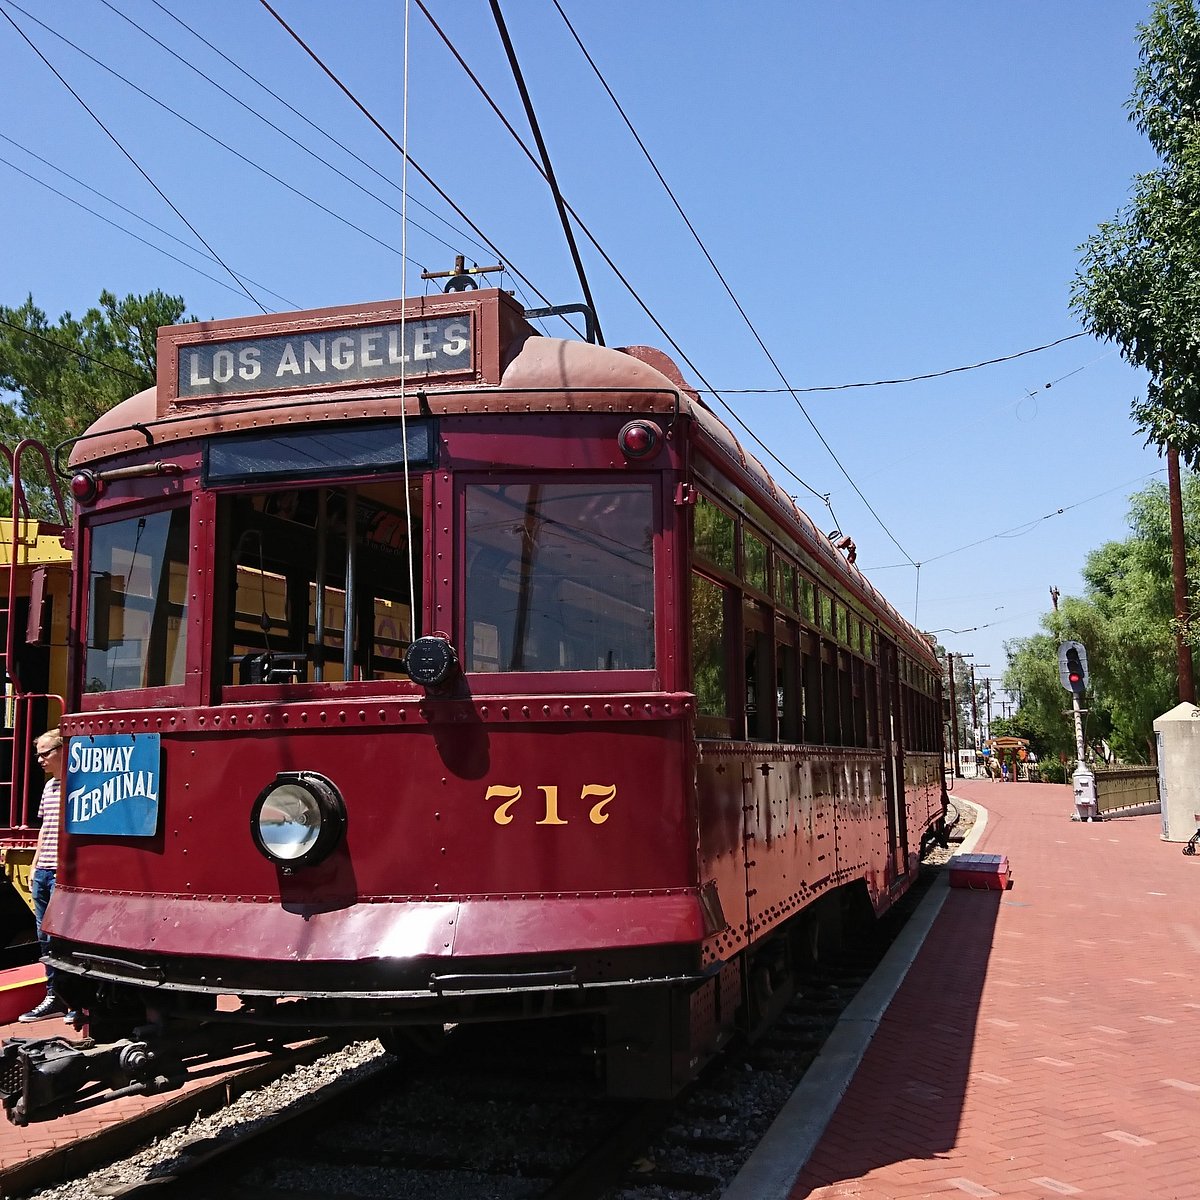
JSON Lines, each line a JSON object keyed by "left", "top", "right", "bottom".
{"left": 18, "top": 729, "right": 67, "bottom": 1023}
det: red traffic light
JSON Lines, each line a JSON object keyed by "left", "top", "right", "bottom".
{"left": 1058, "top": 641, "right": 1089, "bottom": 693}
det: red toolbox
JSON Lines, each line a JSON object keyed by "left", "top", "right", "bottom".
{"left": 949, "top": 853, "right": 1013, "bottom": 890}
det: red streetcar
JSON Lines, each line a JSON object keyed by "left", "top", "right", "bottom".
{"left": 1, "top": 285, "right": 946, "bottom": 1122}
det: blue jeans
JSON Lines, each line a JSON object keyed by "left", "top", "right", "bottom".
{"left": 31, "top": 868, "right": 56, "bottom": 993}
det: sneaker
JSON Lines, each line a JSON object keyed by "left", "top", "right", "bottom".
{"left": 63, "top": 1011, "right": 80, "bottom": 1026}
{"left": 18, "top": 994, "right": 68, "bottom": 1022}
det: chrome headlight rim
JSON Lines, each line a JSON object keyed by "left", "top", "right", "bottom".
{"left": 250, "top": 771, "right": 346, "bottom": 870}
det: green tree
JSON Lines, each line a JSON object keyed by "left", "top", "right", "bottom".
{"left": 0, "top": 289, "right": 192, "bottom": 517}
{"left": 1003, "top": 472, "right": 1200, "bottom": 763}
{"left": 1071, "top": 0, "right": 1200, "bottom": 459}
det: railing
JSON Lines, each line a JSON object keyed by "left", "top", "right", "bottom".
{"left": 1093, "top": 764, "right": 1160, "bottom": 816}
{"left": 0, "top": 691, "right": 65, "bottom": 835}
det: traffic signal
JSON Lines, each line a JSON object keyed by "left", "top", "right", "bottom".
{"left": 1058, "top": 640, "right": 1089, "bottom": 694}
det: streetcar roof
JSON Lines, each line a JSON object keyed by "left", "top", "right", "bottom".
{"left": 67, "top": 290, "right": 937, "bottom": 671}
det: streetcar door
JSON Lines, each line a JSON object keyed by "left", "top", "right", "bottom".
{"left": 878, "top": 635, "right": 908, "bottom": 881}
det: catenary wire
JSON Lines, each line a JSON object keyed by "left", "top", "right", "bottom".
{"left": 2, "top": 1, "right": 430, "bottom": 277}
{"left": 257, "top": 0, "right": 563, "bottom": 315}
{"left": 410, "top": 2, "right": 833, "bottom": 507}
{"left": 0, "top": 1, "right": 269, "bottom": 315}
{"left": 148, "top": 0, "right": 497, "bottom": 265}
{"left": 0, "top": 315, "right": 151, "bottom": 384}
{"left": 0, "top": 146, "right": 299, "bottom": 309}
{"left": 702, "top": 332, "right": 1090, "bottom": 394}
{"left": 863, "top": 469, "right": 1167, "bottom": 571}
{"left": 98, "top": 0, "right": 462, "bottom": 262}
{"left": 552, "top": 0, "right": 915, "bottom": 566}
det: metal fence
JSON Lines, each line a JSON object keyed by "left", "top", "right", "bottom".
{"left": 1092, "top": 764, "right": 1160, "bottom": 816}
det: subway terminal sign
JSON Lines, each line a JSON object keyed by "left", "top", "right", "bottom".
{"left": 65, "top": 733, "right": 160, "bottom": 838}
{"left": 177, "top": 315, "right": 473, "bottom": 401}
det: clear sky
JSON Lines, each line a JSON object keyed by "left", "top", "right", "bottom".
{"left": 0, "top": 0, "right": 1166, "bottom": 710}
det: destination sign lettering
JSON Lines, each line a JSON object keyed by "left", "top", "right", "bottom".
{"left": 65, "top": 733, "right": 161, "bottom": 838}
{"left": 176, "top": 315, "right": 472, "bottom": 401}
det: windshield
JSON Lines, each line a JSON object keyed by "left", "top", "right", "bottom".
{"left": 464, "top": 481, "right": 655, "bottom": 673}
{"left": 218, "top": 481, "right": 421, "bottom": 686}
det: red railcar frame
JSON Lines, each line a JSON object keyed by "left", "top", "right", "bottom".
{"left": 2, "top": 288, "right": 946, "bottom": 1120}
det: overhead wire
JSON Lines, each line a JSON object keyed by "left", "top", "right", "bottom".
{"left": 411, "top": 1, "right": 831, "bottom": 507}
{"left": 0, "top": 0, "right": 269, "bottom": 315}
{"left": 256, "top": 0, "right": 562, "bottom": 314}
{"left": 0, "top": 315, "right": 151, "bottom": 384}
{"left": 2, "top": 1, "right": 429, "bottom": 278}
{"left": 97, "top": 0, "right": 458, "bottom": 264}
{"left": 702, "top": 332, "right": 1090, "bottom": 394}
{"left": 551, "top": 0, "right": 915, "bottom": 567}
{"left": 0, "top": 141, "right": 299, "bottom": 308}
{"left": 148, "top": 0, "right": 496, "bottom": 265}
{"left": 863, "top": 468, "right": 1168, "bottom": 571}
{"left": 826, "top": 345, "right": 1121, "bottom": 498}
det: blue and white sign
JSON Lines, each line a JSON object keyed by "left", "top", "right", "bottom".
{"left": 65, "top": 734, "right": 161, "bottom": 837}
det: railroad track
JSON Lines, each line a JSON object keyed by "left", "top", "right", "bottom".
{"left": 19, "top": 863, "right": 947, "bottom": 1200}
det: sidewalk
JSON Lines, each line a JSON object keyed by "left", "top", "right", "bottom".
{"left": 733, "top": 778, "right": 1200, "bottom": 1200}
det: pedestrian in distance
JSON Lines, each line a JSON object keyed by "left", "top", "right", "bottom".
{"left": 18, "top": 729, "right": 69, "bottom": 1022}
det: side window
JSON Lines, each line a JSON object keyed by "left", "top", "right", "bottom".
{"left": 691, "top": 572, "right": 732, "bottom": 735}
{"left": 801, "top": 630, "right": 822, "bottom": 743}
{"left": 694, "top": 495, "right": 735, "bottom": 572}
{"left": 743, "top": 603, "right": 773, "bottom": 740}
{"left": 776, "top": 616, "right": 799, "bottom": 742}
{"left": 820, "top": 640, "right": 840, "bottom": 745}
{"left": 743, "top": 530, "right": 768, "bottom": 595}
{"left": 84, "top": 507, "right": 190, "bottom": 694}
{"left": 774, "top": 558, "right": 796, "bottom": 612}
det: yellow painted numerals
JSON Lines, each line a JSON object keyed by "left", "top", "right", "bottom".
{"left": 487, "top": 783, "right": 617, "bottom": 826}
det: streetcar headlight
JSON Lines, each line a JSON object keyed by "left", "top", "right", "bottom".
{"left": 250, "top": 772, "right": 345, "bottom": 870}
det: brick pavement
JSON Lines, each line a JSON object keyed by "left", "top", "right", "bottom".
{"left": 788, "top": 778, "right": 1200, "bottom": 1200}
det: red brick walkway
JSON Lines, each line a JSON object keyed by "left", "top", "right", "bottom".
{"left": 789, "top": 778, "right": 1200, "bottom": 1200}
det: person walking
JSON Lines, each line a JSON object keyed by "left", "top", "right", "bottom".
{"left": 18, "top": 728, "right": 67, "bottom": 1022}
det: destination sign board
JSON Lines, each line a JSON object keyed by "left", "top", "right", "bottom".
{"left": 65, "top": 733, "right": 161, "bottom": 838}
{"left": 176, "top": 314, "right": 472, "bottom": 401}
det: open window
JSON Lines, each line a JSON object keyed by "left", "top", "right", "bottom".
{"left": 217, "top": 481, "right": 421, "bottom": 687}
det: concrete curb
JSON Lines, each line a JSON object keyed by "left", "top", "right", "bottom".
{"left": 721, "top": 796, "right": 987, "bottom": 1200}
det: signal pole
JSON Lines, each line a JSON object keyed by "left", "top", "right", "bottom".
{"left": 1059, "top": 641, "right": 1097, "bottom": 821}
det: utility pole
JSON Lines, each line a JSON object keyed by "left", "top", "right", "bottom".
{"left": 984, "top": 679, "right": 993, "bottom": 742}
{"left": 1167, "top": 447, "right": 1195, "bottom": 703}
{"left": 968, "top": 663, "right": 990, "bottom": 750}
{"left": 946, "top": 653, "right": 960, "bottom": 777}
{"left": 969, "top": 663, "right": 978, "bottom": 750}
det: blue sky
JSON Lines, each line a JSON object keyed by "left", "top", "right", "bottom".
{"left": 0, "top": 1, "right": 1166, "bottom": 711}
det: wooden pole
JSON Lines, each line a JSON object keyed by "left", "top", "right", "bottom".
{"left": 1168, "top": 447, "right": 1195, "bottom": 703}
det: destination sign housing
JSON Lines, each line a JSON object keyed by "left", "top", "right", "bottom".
{"left": 176, "top": 314, "right": 473, "bottom": 401}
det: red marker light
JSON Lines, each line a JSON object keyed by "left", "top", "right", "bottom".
{"left": 618, "top": 420, "right": 662, "bottom": 459}
{"left": 70, "top": 471, "right": 103, "bottom": 503}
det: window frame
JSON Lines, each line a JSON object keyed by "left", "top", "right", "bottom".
{"left": 76, "top": 497, "right": 196, "bottom": 711}
{"left": 456, "top": 471, "right": 663, "bottom": 694}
